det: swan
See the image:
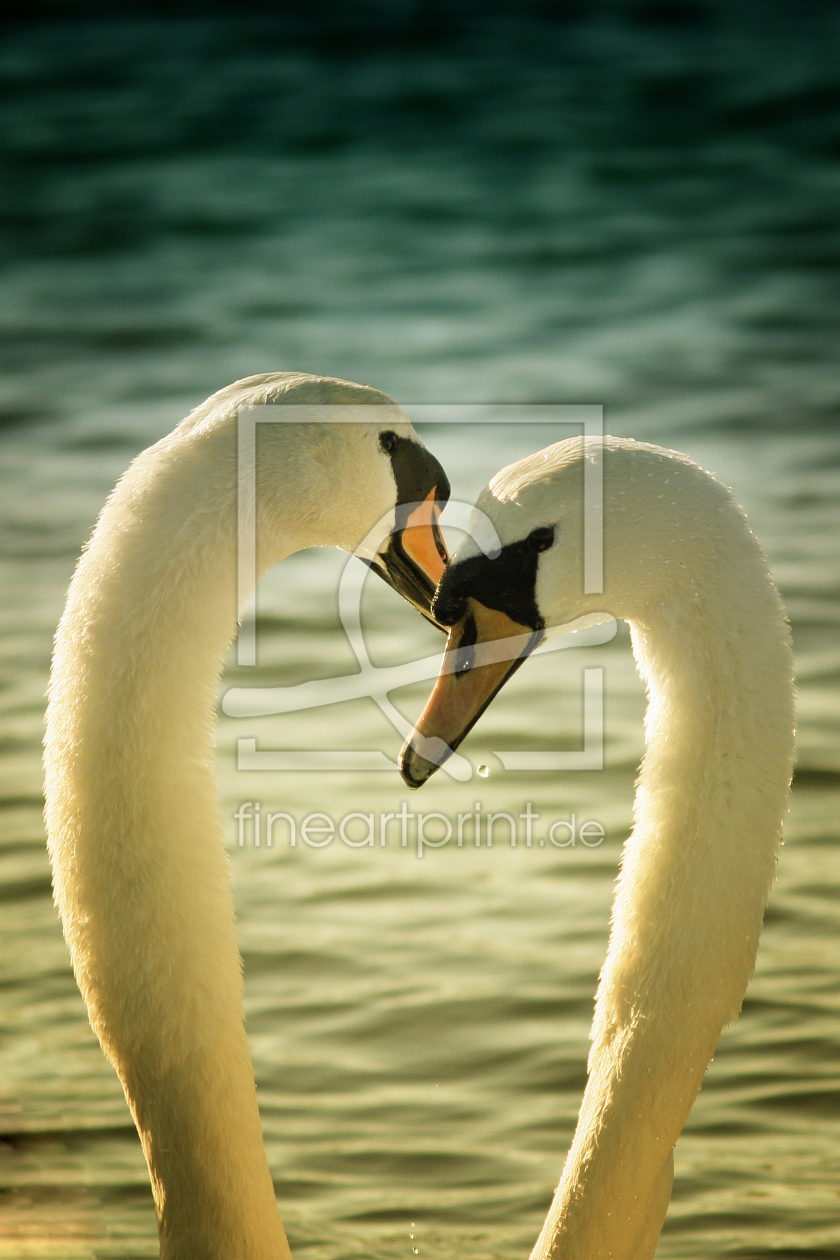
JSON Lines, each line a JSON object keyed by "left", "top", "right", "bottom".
{"left": 43, "top": 372, "right": 451, "bottom": 1260}
{"left": 399, "top": 436, "right": 795, "bottom": 1260}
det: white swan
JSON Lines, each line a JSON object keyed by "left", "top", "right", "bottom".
{"left": 43, "top": 372, "right": 451, "bottom": 1260}
{"left": 400, "top": 436, "right": 795, "bottom": 1260}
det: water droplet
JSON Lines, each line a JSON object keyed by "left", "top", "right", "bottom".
{"left": 477, "top": 764, "right": 489, "bottom": 778}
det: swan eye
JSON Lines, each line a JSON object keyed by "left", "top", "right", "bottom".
{"left": 527, "top": 526, "right": 554, "bottom": 554}
{"left": 379, "top": 430, "right": 398, "bottom": 455}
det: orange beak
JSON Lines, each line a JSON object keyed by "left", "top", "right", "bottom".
{"left": 370, "top": 487, "right": 449, "bottom": 627}
{"left": 398, "top": 597, "right": 541, "bottom": 787}
{"left": 401, "top": 488, "right": 447, "bottom": 591}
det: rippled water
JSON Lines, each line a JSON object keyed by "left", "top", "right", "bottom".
{"left": 0, "top": 8, "right": 839, "bottom": 1258}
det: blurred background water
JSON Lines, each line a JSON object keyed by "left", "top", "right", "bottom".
{"left": 0, "top": 2, "right": 839, "bottom": 1256}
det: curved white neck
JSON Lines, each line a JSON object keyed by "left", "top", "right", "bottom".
{"left": 532, "top": 533, "right": 794, "bottom": 1260}
{"left": 45, "top": 435, "right": 293, "bottom": 1259}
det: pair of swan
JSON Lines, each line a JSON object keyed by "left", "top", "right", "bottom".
{"left": 43, "top": 372, "right": 795, "bottom": 1260}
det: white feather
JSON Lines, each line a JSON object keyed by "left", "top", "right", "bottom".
{"left": 461, "top": 436, "right": 795, "bottom": 1260}
{"left": 44, "top": 372, "right": 422, "bottom": 1260}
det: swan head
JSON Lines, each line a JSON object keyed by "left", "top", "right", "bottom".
{"left": 398, "top": 435, "right": 723, "bottom": 786}
{"left": 178, "top": 371, "right": 451, "bottom": 624}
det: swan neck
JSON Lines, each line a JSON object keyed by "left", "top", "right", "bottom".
{"left": 45, "top": 437, "right": 292, "bottom": 1259}
{"left": 533, "top": 531, "right": 794, "bottom": 1260}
